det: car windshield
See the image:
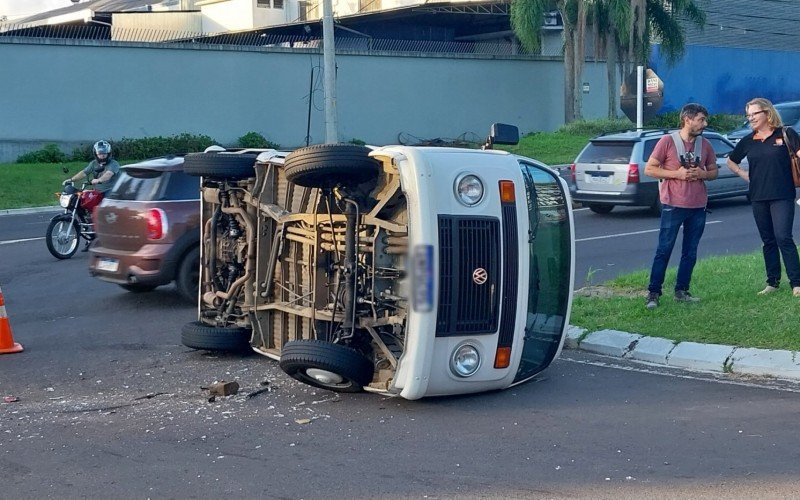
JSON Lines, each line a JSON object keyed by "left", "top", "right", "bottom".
{"left": 578, "top": 141, "right": 634, "bottom": 164}
{"left": 777, "top": 106, "right": 800, "bottom": 126}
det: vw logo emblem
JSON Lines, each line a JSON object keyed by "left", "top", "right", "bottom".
{"left": 472, "top": 267, "right": 488, "bottom": 285}
{"left": 105, "top": 212, "right": 117, "bottom": 224}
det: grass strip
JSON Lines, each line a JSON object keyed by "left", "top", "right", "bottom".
{"left": 572, "top": 251, "right": 800, "bottom": 351}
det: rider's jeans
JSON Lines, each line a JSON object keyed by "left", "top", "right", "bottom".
{"left": 648, "top": 204, "right": 707, "bottom": 295}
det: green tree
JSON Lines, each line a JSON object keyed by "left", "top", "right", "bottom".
{"left": 512, "top": 0, "right": 706, "bottom": 121}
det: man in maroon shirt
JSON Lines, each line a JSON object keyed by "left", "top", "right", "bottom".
{"left": 643, "top": 103, "right": 718, "bottom": 309}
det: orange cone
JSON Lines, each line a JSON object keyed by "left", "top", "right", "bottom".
{"left": 0, "top": 285, "right": 23, "bottom": 354}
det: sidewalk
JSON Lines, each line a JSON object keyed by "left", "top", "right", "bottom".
{"left": 565, "top": 325, "right": 800, "bottom": 381}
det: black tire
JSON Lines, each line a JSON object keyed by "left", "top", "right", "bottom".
{"left": 649, "top": 197, "right": 663, "bottom": 216}
{"left": 183, "top": 152, "right": 257, "bottom": 179}
{"left": 118, "top": 284, "right": 157, "bottom": 293}
{"left": 588, "top": 203, "right": 614, "bottom": 214}
{"left": 284, "top": 144, "right": 379, "bottom": 189}
{"left": 46, "top": 215, "right": 80, "bottom": 259}
{"left": 181, "top": 321, "right": 252, "bottom": 353}
{"left": 279, "top": 339, "right": 374, "bottom": 393}
{"left": 175, "top": 246, "right": 200, "bottom": 303}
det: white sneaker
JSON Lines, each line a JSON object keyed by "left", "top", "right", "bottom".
{"left": 758, "top": 285, "right": 779, "bottom": 295}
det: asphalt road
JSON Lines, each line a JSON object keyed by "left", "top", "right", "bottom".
{"left": 572, "top": 196, "right": 789, "bottom": 287}
{"left": 2, "top": 208, "right": 800, "bottom": 498}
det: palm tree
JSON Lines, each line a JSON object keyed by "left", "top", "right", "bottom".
{"left": 512, "top": 0, "right": 706, "bottom": 121}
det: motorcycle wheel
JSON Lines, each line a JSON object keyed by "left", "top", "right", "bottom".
{"left": 46, "top": 215, "right": 80, "bottom": 259}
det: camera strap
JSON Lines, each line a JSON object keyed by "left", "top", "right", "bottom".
{"left": 669, "top": 132, "right": 703, "bottom": 168}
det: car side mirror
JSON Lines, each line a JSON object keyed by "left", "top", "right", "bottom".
{"left": 483, "top": 123, "right": 519, "bottom": 149}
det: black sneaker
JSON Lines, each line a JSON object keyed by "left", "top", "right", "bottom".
{"left": 674, "top": 290, "right": 700, "bottom": 303}
{"left": 645, "top": 292, "right": 660, "bottom": 309}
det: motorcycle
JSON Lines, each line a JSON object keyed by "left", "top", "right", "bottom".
{"left": 46, "top": 181, "right": 103, "bottom": 259}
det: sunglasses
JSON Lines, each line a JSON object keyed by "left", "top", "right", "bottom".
{"left": 746, "top": 110, "right": 766, "bottom": 120}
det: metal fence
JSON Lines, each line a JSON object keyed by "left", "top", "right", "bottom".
{"left": 0, "top": 23, "right": 564, "bottom": 57}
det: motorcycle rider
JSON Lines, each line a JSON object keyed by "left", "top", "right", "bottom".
{"left": 63, "top": 140, "right": 120, "bottom": 193}
{"left": 63, "top": 140, "right": 120, "bottom": 251}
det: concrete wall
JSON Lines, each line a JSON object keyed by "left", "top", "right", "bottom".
{"left": 0, "top": 38, "right": 609, "bottom": 162}
{"left": 651, "top": 44, "right": 800, "bottom": 115}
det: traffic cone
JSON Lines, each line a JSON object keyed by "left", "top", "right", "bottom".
{"left": 0, "top": 285, "right": 23, "bottom": 354}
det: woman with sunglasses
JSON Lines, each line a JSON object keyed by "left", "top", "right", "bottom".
{"left": 728, "top": 97, "right": 800, "bottom": 297}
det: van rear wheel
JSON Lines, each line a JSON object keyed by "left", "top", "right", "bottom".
{"left": 181, "top": 321, "right": 252, "bottom": 353}
{"left": 284, "top": 144, "right": 379, "bottom": 189}
{"left": 588, "top": 203, "right": 614, "bottom": 214}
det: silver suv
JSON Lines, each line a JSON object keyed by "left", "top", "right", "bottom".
{"left": 569, "top": 129, "right": 748, "bottom": 215}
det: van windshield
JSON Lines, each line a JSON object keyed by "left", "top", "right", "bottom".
{"left": 514, "top": 161, "right": 572, "bottom": 383}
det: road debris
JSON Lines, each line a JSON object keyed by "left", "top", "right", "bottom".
{"left": 207, "top": 381, "right": 240, "bottom": 397}
{"left": 3, "top": 395, "right": 20, "bottom": 403}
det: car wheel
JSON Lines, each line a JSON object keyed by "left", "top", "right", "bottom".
{"left": 175, "top": 246, "right": 200, "bottom": 303}
{"left": 588, "top": 203, "right": 614, "bottom": 214}
{"left": 649, "top": 197, "right": 663, "bottom": 216}
{"left": 118, "top": 284, "right": 157, "bottom": 293}
{"left": 46, "top": 215, "right": 80, "bottom": 259}
{"left": 183, "top": 152, "right": 257, "bottom": 179}
{"left": 279, "top": 339, "right": 374, "bottom": 393}
{"left": 181, "top": 321, "right": 252, "bottom": 353}
{"left": 284, "top": 144, "right": 379, "bottom": 189}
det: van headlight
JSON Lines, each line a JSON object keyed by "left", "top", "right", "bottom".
{"left": 455, "top": 174, "right": 484, "bottom": 206}
{"left": 450, "top": 343, "right": 481, "bottom": 377}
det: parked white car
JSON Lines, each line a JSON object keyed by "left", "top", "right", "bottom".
{"left": 181, "top": 125, "right": 574, "bottom": 399}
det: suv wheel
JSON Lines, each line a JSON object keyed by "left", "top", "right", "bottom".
{"left": 181, "top": 321, "right": 252, "bottom": 353}
{"left": 284, "top": 144, "right": 379, "bottom": 188}
{"left": 183, "top": 152, "right": 257, "bottom": 179}
{"left": 175, "top": 247, "right": 200, "bottom": 303}
{"left": 650, "top": 197, "right": 663, "bottom": 216}
{"left": 279, "top": 339, "right": 374, "bottom": 393}
{"left": 588, "top": 203, "right": 614, "bottom": 214}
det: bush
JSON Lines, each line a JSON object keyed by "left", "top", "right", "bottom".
{"left": 16, "top": 144, "right": 68, "bottom": 164}
{"left": 557, "top": 118, "right": 633, "bottom": 136}
{"left": 348, "top": 138, "right": 367, "bottom": 146}
{"left": 69, "top": 133, "right": 218, "bottom": 161}
{"left": 238, "top": 131, "right": 279, "bottom": 149}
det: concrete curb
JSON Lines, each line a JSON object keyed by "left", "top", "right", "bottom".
{"left": 0, "top": 206, "right": 61, "bottom": 216}
{"left": 567, "top": 325, "right": 800, "bottom": 381}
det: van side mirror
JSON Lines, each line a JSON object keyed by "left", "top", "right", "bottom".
{"left": 483, "top": 123, "right": 519, "bottom": 150}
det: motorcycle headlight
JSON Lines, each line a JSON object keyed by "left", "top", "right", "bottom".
{"left": 450, "top": 343, "right": 481, "bottom": 378}
{"left": 455, "top": 174, "right": 484, "bottom": 206}
{"left": 59, "top": 194, "right": 72, "bottom": 208}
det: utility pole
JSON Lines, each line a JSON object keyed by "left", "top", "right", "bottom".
{"left": 322, "top": 0, "right": 338, "bottom": 144}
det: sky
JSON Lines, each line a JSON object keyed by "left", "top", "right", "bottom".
{"left": 0, "top": 0, "right": 75, "bottom": 21}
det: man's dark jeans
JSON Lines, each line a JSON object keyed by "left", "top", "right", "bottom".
{"left": 751, "top": 199, "right": 800, "bottom": 288}
{"left": 648, "top": 204, "right": 707, "bottom": 295}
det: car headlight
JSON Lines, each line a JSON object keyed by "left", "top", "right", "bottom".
{"left": 59, "top": 194, "right": 72, "bottom": 208}
{"left": 455, "top": 174, "right": 484, "bottom": 206}
{"left": 450, "top": 343, "right": 481, "bottom": 377}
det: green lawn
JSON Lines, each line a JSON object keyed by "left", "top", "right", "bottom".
{"left": 0, "top": 162, "right": 87, "bottom": 209}
{"left": 572, "top": 251, "right": 800, "bottom": 351}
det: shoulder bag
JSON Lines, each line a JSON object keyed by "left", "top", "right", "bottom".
{"left": 781, "top": 126, "right": 800, "bottom": 187}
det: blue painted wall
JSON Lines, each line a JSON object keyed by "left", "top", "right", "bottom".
{"left": 651, "top": 44, "right": 800, "bottom": 115}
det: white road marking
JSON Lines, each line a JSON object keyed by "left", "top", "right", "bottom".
{"left": 562, "top": 355, "right": 800, "bottom": 394}
{"left": 576, "top": 220, "right": 722, "bottom": 242}
{"left": 0, "top": 237, "right": 45, "bottom": 245}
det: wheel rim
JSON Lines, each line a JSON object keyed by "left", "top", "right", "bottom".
{"left": 51, "top": 221, "right": 78, "bottom": 255}
{"left": 305, "top": 368, "right": 344, "bottom": 385}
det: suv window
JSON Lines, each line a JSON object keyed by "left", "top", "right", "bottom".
{"left": 578, "top": 141, "right": 633, "bottom": 163}
{"left": 706, "top": 136, "right": 733, "bottom": 157}
{"left": 108, "top": 169, "right": 199, "bottom": 201}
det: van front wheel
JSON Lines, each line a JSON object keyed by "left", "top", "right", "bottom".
{"left": 279, "top": 339, "right": 373, "bottom": 393}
